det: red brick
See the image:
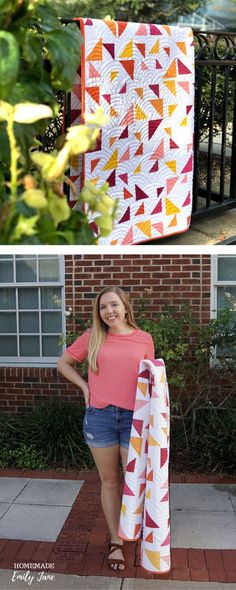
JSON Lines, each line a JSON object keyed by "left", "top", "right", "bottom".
{"left": 0, "top": 540, "right": 24, "bottom": 560}
{"left": 205, "top": 549, "right": 224, "bottom": 570}
{"left": 222, "top": 550, "right": 236, "bottom": 571}
{"left": 14, "top": 541, "right": 40, "bottom": 561}
{"left": 172, "top": 568, "right": 191, "bottom": 580}
{"left": 190, "top": 568, "right": 209, "bottom": 581}
{"left": 171, "top": 548, "right": 188, "bottom": 569}
{"left": 227, "top": 571, "right": 236, "bottom": 583}
{"left": 188, "top": 549, "right": 206, "bottom": 569}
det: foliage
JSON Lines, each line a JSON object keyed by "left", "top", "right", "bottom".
{"left": 0, "top": 443, "right": 47, "bottom": 469}
{"left": 52, "top": 0, "right": 205, "bottom": 22}
{"left": 0, "top": 0, "right": 118, "bottom": 244}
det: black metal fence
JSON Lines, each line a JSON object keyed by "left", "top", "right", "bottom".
{"left": 192, "top": 30, "right": 236, "bottom": 219}
{"left": 44, "top": 24, "right": 236, "bottom": 221}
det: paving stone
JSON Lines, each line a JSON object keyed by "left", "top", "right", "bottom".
{"left": 0, "top": 505, "right": 72, "bottom": 542}
{"left": 171, "top": 511, "right": 236, "bottom": 549}
{"left": 170, "top": 484, "right": 232, "bottom": 512}
{"left": 13, "top": 479, "right": 84, "bottom": 506}
{"left": 0, "top": 478, "right": 30, "bottom": 502}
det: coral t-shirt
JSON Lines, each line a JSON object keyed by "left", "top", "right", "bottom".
{"left": 66, "top": 328, "right": 155, "bottom": 410}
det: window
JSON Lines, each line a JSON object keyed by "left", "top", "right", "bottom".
{"left": 0, "top": 255, "right": 65, "bottom": 366}
{"left": 211, "top": 255, "right": 236, "bottom": 359}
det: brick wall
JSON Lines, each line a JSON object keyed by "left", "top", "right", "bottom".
{"left": 1, "top": 254, "right": 211, "bottom": 413}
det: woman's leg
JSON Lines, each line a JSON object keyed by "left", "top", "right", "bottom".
{"left": 120, "top": 446, "right": 129, "bottom": 476}
{"left": 88, "top": 444, "right": 125, "bottom": 570}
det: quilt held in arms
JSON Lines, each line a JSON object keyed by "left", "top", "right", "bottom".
{"left": 70, "top": 18, "right": 194, "bottom": 244}
{"left": 119, "top": 359, "right": 170, "bottom": 573}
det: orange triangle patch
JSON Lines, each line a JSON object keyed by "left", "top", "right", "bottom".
{"left": 86, "top": 38, "right": 103, "bottom": 61}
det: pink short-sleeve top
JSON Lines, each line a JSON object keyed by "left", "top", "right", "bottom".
{"left": 66, "top": 328, "right": 155, "bottom": 410}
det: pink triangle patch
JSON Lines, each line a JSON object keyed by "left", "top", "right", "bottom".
{"left": 119, "top": 173, "right": 128, "bottom": 184}
{"left": 183, "top": 191, "right": 191, "bottom": 206}
{"left": 152, "top": 222, "right": 164, "bottom": 235}
{"left": 121, "top": 226, "right": 133, "bottom": 244}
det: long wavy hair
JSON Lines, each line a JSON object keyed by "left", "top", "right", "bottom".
{"left": 88, "top": 286, "right": 137, "bottom": 373}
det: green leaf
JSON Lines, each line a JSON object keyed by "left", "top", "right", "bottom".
{"left": 0, "top": 32, "right": 20, "bottom": 99}
{"left": 45, "top": 27, "right": 82, "bottom": 91}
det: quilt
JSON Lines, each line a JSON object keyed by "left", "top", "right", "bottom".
{"left": 70, "top": 18, "right": 195, "bottom": 244}
{"left": 118, "top": 359, "right": 170, "bottom": 573}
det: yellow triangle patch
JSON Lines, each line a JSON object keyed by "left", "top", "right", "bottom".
{"left": 150, "top": 415, "right": 154, "bottom": 427}
{"left": 180, "top": 117, "right": 187, "bottom": 126}
{"left": 168, "top": 214, "right": 178, "bottom": 227}
{"left": 160, "top": 369, "right": 166, "bottom": 383}
{"left": 168, "top": 104, "right": 177, "bottom": 116}
{"left": 164, "top": 127, "right": 171, "bottom": 136}
{"left": 110, "top": 71, "right": 118, "bottom": 82}
{"left": 144, "top": 549, "right": 160, "bottom": 570}
{"left": 149, "top": 40, "right": 160, "bottom": 54}
{"left": 136, "top": 220, "right": 152, "bottom": 238}
{"left": 134, "top": 163, "right": 141, "bottom": 174}
{"left": 121, "top": 503, "right": 126, "bottom": 517}
{"left": 103, "top": 149, "right": 118, "bottom": 171}
{"left": 148, "top": 433, "right": 160, "bottom": 446}
{"left": 146, "top": 489, "right": 151, "bottom": 499}
{"left": 130, "top": 437, "right": 142, "bottom": 456}
{"left": 166, "top": 160, "right": 177, "bottom": 174}
{"left": 177, "top": 41, "right": 187, "bottom": 55}
{"left": 119, "top": 40, "right": 133, "bottom": 58}
{"left": 135, "top": 104, "right": 148, "bottom": 120}
{"left": 138, "top": 381, "right": 148, "bottom": 396}
{"left": 164, "top": 80, "right": 176, "bottom": 95}
{"left": 134, "top": 500, "right": 143, "bottom": 514}
{"left": 110, "top": 106, "right": 118, "bottom": 117}
{"left": 162, "top": 427, "right": 168, "bottom": 435}
{"left": 165, "top": 198, "right": 181, "bottom": 215}
{"left": 135, "top": 131, "right": 141, "bottom": 141}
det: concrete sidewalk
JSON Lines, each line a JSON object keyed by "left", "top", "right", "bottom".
{"left": 146, "top": 207, "right": 236, "bottom": 245}
{"left": 1, "top": 570, "right": 236, "bottom": 590}
{"left": 0, "top": 471, "right": 235, "bottom": 588}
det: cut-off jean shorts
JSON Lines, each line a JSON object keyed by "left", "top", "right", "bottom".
{"left": 83, "top": 404, "right": 133, "bottom": 449}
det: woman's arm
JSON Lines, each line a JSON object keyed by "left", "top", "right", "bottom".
{"left": 57, "top": 352, "right": 90, "bottom": 407}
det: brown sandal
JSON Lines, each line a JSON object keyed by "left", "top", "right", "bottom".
{"left": 107, "top": 542, "right": 126, "bottom": 571}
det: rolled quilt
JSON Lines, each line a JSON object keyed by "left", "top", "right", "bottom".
{"left": 70, "top": 18, "right": 195, "bottom": 245}
{"left": 119, "top": 359, "right": 170, "bottom": 574}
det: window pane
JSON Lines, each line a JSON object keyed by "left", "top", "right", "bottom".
{"left": 18, "top": 288, "right": 38, "bottom": 309}
{"left": 39, "top": 258, "right": 60, "bottom": 282}
{"left": 0, "top": 336, "right": 17, "bottom": 356}
{"left": 41, "top": 312, "right": 62, "bottom": 333}
{"left": 16, "top": 259, "right": 37, "bottom": 282}
{"left": 218, "top": 257, "right": 236, "bottom": 281}
{"left": 19, "top": 312, "right": 39, "bottom": 333}
{"left": 42, "top": 336, "right": 62, "bottom": 356}
{"left": 217, "top": 286, "right": 236, "bottom": 310}
{"left": 41, "top": 287, "right": 62, "bottom": 309}
{"left": 0, "top": 261, "right": 14, "bottom": 283}
{"left": 20, "top": 336, "right": 40, "bottom": 356}
{"left": 0, "top": 288, "right": 16, "bottom": 309}
{"left": 0, "top": 312, "right": 16, "bottom": 333}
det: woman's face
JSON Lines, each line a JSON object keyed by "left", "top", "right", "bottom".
{"left": 99, "top": 291, "right": 127, "bottom": 330}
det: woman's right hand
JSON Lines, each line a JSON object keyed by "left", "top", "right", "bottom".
{"left": 82, "top": 383, "right": 90, "bottom": 408}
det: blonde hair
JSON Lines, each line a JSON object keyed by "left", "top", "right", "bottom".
{"left": 88, "top": 287, "right": 137, "bottom": 373}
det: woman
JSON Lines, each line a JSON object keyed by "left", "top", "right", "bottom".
{"left": 57, "top": 286, "right": 155, "bottom": 571}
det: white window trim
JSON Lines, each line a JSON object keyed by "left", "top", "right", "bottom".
{"left": 0, "top": 256, "right": 66, "bottom": 368}
{"left": 211, "top": 254, "right": 236, "bottom": 364}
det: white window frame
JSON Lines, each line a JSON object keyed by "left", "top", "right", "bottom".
{"left": 211, "top": 254, "right": 236, "bottom": 363}
{"left": 0, "top": 255, "right": 65, "bottom": 367}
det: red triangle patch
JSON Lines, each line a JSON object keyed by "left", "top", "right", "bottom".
{"left": 85, "top": 86, "right": 100, "bottom": 104}
{"left": 119, "top": 126, "right": 128, "bottom": 139}
{"left": 149, "top": 84, "right": 159, "bottom": 96}
{"left": 170, "top": 138, "right": 179, "bottom": 149}
{"left": 119, "top": 173, "right": 128, "bottom": 184}
{"left": 132, "top": 419, "right": 143, "bottom": 436}
{"left": 123, "top": 482, "right": 135, "bottom": 496}
{"left": 135, "top": 185, "right": 149, "bottom": 201}
{"left": 135, "top": 202, "right": 145, "bottom": 216}
{"left": 124, "top": 187, "right": 133, "bottom": 199}
{"left": 103, "top": 43, "right": 115, "bottom": 59}
{"left": 181, "top": 155, "right": 193, "bottom": 173}
{"left": 148, "top": 119, "right": 162, "bottom": 140}
{"left": 106, "top": 170, "right": 116, "bottom": 187}
{"left": 91, "top": 159, "right": 100, "bottom": 173}
{"left": 118, "top": 206, "right": 130, "bottom": 223}
{"left": 151, "top": 199, "right": 162, "bottom": 214}
{"left": 149, "top": 160, "right": 159, "bottom": 173}
{"left": 120, "top": 60, "right": 134, "bottom": 79}
{"left": 177, "top": 58, "right": 192, "bottom": 75}
{"left": 126, "top": 458, "right": 136, "bottom": 472}
{"left": 119, "top": 83, "right": 127, "bottom": 94}
{"left": 145, "top": 510, "right": 159, "bottom": 528}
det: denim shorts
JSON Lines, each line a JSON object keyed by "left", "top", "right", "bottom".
{"left": 83, "top": 404, "right": 133, "bottom": 449}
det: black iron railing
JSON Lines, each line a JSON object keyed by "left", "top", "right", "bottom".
{"left": 43, "top": 24, "right": 236, "bottom": 220}
{"left": 192, "top": 30, "right": 236, "bottom": 219}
